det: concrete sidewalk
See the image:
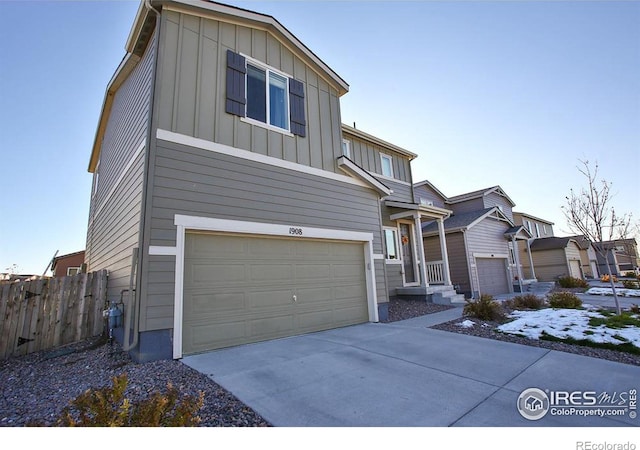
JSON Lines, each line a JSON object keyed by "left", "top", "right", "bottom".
{"left": 182, "top": 315, "right": 640, "bottom": 427}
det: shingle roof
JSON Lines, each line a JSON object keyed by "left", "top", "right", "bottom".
{"left": 529, "top": 237, "right": 577, "bottom": 251}
{"left": 422, "top": 207, "right": 495, "bottom": 234}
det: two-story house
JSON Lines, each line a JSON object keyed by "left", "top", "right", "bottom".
{"left": 85, "top": 0, "right": 452, "bottom": 361}
{"left": 415, "top": 182, "right": 532, "bottom": 298}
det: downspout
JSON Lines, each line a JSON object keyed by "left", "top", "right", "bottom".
{"left": 462, "top": 230, "right": 475, "bottom": 298}
{"left": 122, "top": 0, "right": 162, "bottom": 353}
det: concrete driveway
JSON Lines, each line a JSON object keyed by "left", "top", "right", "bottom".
{"left": 182, "top": 310, "right": 640, "bottom": 427}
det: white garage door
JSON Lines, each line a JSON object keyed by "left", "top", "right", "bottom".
{"left": 569, "top": 260, "right": 582, "bottom": 279}
{"left": 182, "top": 232, "right": 369, "bottom": 355}
{"left": 477, "top": 258, "right": 510, "bottom": 296}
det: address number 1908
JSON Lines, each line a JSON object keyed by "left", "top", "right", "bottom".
{"left": 289, "top": 227, "right": 303, "bottom": 236}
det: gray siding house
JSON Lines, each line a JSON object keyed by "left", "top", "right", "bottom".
{"left": 85, "top": 0, "right": 451, "bottom": 361}
{"left": 416, "top": 183, "right": 532, "bottom": 298}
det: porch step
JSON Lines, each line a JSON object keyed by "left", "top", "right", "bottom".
{"left": 431, "top": 289, "right": 466, "bottom": 306}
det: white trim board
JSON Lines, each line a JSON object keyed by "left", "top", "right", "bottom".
{"left": 172, "top": 215, "right": 379, "bottom": 359}
{"left": 156, "top": 129, "right": 371, "bottom": 190}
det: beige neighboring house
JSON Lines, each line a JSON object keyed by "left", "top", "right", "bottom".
{"left": 571, "top": 236, "right": 600, "bottom": 279}
{"left": 521, "top": 237, "right": 584, "bottom": 281}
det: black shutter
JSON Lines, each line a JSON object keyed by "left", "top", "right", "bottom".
{"left": 289, "top": 78, "right": 306, "bottom": 137}
{"left": 226, "top": 49, "right": 246, "bottom": 116}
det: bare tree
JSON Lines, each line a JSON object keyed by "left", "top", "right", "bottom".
{"left": 562, "top": 159, "right": 633, "bottom": 315}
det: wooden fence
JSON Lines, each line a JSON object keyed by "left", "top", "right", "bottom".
{"left": 0, "top": 270, "right": 108, "bottom": 359}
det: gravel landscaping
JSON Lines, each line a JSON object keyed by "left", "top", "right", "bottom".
{"left": 2, "top": 295, "right": 637, "bottom": 427}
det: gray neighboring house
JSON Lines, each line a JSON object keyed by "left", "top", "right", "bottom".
{"left": 415, "top": 182, "right": 532, "bottom": 299}
{"left": 85, "top": 0, "right": 452, "bottom": 361}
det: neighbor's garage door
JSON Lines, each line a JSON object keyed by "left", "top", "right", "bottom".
{"left": 182, "top": 232, "right": 369, "bottom": 355}
{"left": 476, "top": 258, "right": 510, "bottom": 296}
{"left": 569, "top": 260, "right": 582, "bottom": 279}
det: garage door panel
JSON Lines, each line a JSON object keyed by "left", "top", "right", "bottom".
{"left": 189, "top": 263, "right": 247, "bottom": 284}
{"left": 249, "top": 264, "right": 294, "bottom": 282}
{"left": 183, "top": 233, "right": 369, "bottom": 355}
{"left": 185, "top": 292, "right": 246, "bottom": 315}
{"left": 295, "top": 264, "right": 332, "bottom": 280}
{"left": 249, "top": 289, "right": 294, "bottom": 308}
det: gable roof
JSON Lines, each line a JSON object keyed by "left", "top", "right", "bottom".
{"left": 513, "top": 211, "right": 555, "bottom": 226}
{"left": 89, "top": 0, "right": 350, "bottom": 172}
{"left": 413, "top": 180, "right": 448, "bottom": 203}
{"left": 530, "top": 237, "right": 580, "bottom": 251}
{"left": 422, "top": 207, "right": 513, "bottom": 235}
{"left": 447, "top": 185, "right": 516, "bottom": 207}
{"left": 342, "top": 125, "right": 417, "bottom": 160}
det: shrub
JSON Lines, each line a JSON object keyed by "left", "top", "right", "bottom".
{"left": 503, "top": 294, "right": 546, "bottom": 311}
{"left": 622, "top": 279, "right": 640, "bottom": 289}
{"left": 629, "top": 304, "right": 640, "bottom": 314}
{"left": 557, "top": 276, "right": 589, "bottom": 289}
{"left": 56, "top": 373, "right": 204, "bottom": 427}
{"left": 463, "top": 294, "right": 505, "bottom": 321}
{"left": 548, "top": 291, "right": 583, "bottom": 309}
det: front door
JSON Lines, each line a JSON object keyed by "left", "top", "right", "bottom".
{"left": 399, "top": 223, "right": 418, "bottom": 285}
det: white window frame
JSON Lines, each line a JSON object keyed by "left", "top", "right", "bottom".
{"left": 525, "top": 220, "right": 532, "bottom": 234}
{"left": 67, "top": 267, "right": 80, "bottom": 276}
{"left": 543, "top": 224, "right": 549, "bottom": 236}
{"left": 342, "top": 139, "right": 351, "bottom": 158}
{"left": 241, "top": 55, "right": 294, "bottom": 136}
{"left": 384, "top": 227, "right": 401, "bottom": 263}
{"left": 92, "top": 162, "right": 100, "bottom": 197}
{"left": 535, "top": 223, "right": 540, "bottom": 238}
{"left": 380, "top": 153, "right": 394, "bottom": 178}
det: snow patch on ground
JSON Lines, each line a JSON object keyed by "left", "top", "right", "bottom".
{"left": 496, "top": 308, "right": 640, "bottom": 348}
{"left": 586, "top": 287, "right": 640, "bottom": 297}
{"left": 456, "top": 319, "right": 475, "bottom": 328}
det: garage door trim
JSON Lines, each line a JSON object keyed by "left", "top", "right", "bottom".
{"left": 172, "top": 214, "right": 378, "bottom": 359}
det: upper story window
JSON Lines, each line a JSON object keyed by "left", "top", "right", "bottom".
{"left": 543, "top": 224, "right": 549, "bottom": 235}
{"left": 247, "top": 64, "right": 289, "bottom": 130}
{"left": 419, "top": 197, "right": 433, "bottom": 207}
{"left": 380, "top": 153, "right": 394, "bottom": 178}
{"left": 226, "top": 50, "right": 306, "bottom": 137}
{"left": 342, "top": 139, "right": 351, "bottom": 158}
{"left": 525, "top": 220, "right": 532, "bottom": 234}
{"left": 535, "top": 223, "right": 541, "bottom": 238}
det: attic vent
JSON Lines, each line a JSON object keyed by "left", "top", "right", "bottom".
{"left": 419, "top": 198, "right": 433, "bottom": 207}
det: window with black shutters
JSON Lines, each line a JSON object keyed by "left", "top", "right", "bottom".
{"left": 226, "top": 49, "right": 306, "bottom": 137}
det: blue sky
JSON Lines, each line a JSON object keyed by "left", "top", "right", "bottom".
{"left": 1, "top": 0, "right": 639, "bottom": 275}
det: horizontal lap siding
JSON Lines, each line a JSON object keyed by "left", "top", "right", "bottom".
{"left": 414, "top": 184, "right": 447, "bottom": 209}
{"left": 86, "top": 31, "right": 155, "bottom": 306}
{"left": 466, "top": 219, "right": 511, "bottom": 293}
{"left": 140, "top": 139, "right": 384, "bottom": 331}
{"left": 157, "top": 11, "right": 342, "bottom": 174}
{"left": 531, "top": 249, "right": 569, "bottom": 281}
{"left": 484, "top": 192, "right": 513, "bottom": 221}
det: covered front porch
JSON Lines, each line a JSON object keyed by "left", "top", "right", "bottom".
{"left": 384, "top": 201, "right": 462, "bottom": 303}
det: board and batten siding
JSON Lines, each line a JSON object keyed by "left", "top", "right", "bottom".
{"left": 155, "top": 10, "right": 343, "bottom": 175}
{"left": 413, "top": 184, "right": 447, "bottom": 209}
{"left": 139, "top": 138, "right": 386, "bottom": 331}
{"left": 483, "top": 192, "right": 514, "bottom": 221}
{"left": 86, "top": 30, "right": 156, "bottom": 306}
{"left": 465, "top": 218, "right": 512, "bottom": 294}
{"left": 344, "top": 134, "right": 412, "bottom": 184}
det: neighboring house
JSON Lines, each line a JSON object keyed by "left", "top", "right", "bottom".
{"left": 594, "top": 239, "right": 639, "bottom": 275}
{"left": 513, "top": 212, "right": 554, "bottom": 240}
{"left": 415, "top": 183, "right": 532, "bottom": 298}
{"left": 51, "top": 251, "right": 85, "bottom": 277}
{"left": 521, "top": 237, "right": 584, "bottom": 282}
{"left": 571, "top": 236, "right": 599, "bottom": 279}
{"left": 85, "top": 0, "right": 452, "bottom": 361}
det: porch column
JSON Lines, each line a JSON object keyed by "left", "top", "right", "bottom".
{"left": 512, "top": 236, "right": 524, "bottom": 293}
{"left": 437, "top": 217, "right": 452, "bottom": 286}
{"left": 414, "top": 214, "right": 429, "bottom": 287}
{"left": 526, "top": 239, "right": 536, "bottom": 279}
